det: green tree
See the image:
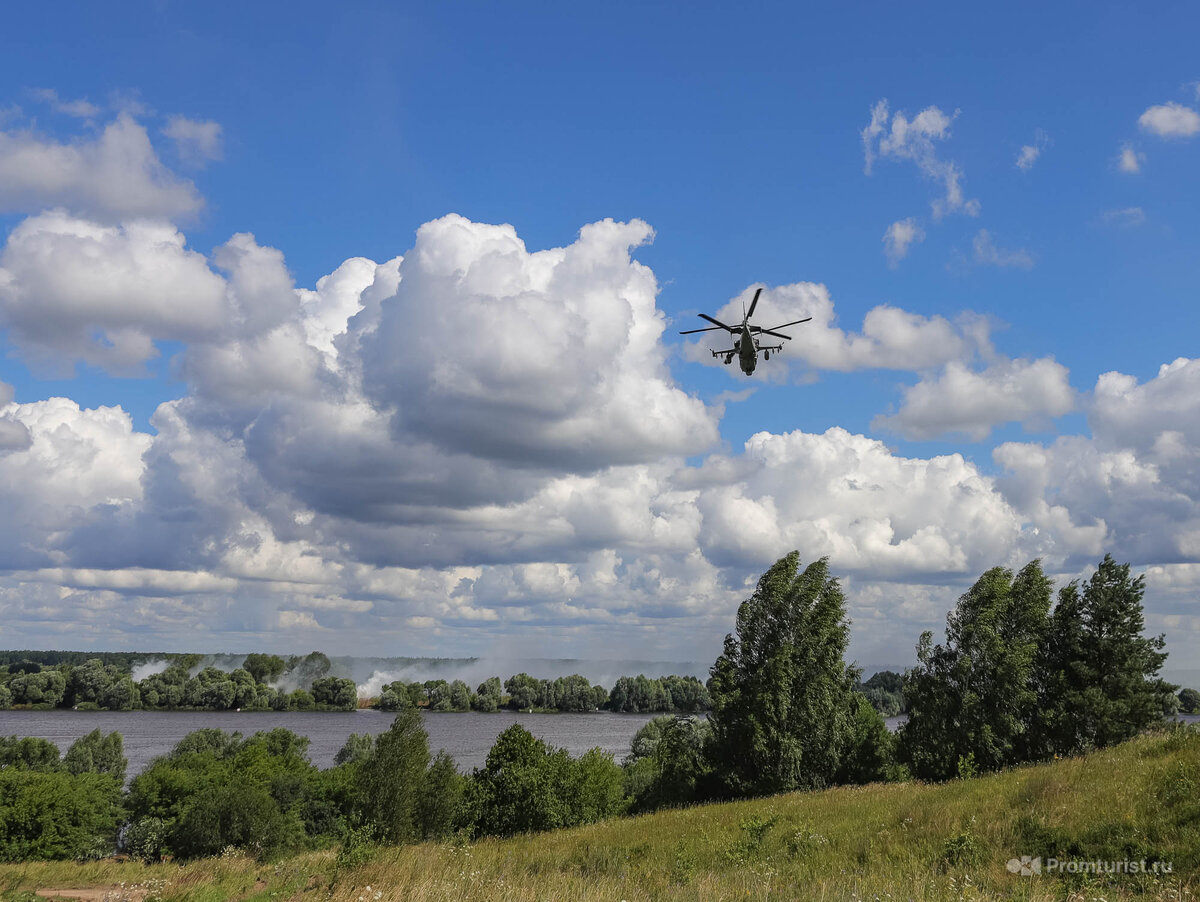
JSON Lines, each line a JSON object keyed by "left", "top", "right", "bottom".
{"left": 1033, "top": 555, "right": 1173, "bottom": 755}
{"left": 8, "top": 670, "right": 67, "bottom": 707}
{"left": 837, "top": 695, "right": 897, "bottom": 784}
{"left": 126, "top": 727, "right": 316, "bottom": 860}
{"left": 469, "top": 724, "right": 569, "bottom": 836}
{"left": 900, "top": 561, "right": 1052, "bottom": 780}
{"left": 334, "top": 733, "right": 375, "bottom": 766}
{"left": 312, "top": 676, "right": 358, "bottom": 710}
{"left": 624, "top": 715, "right": 712, "bottom": 812}
{"left": 417, "top": 751, "right": 464, "bottom": 839}
{"left": 352, "top": 709, "right": 430, "bottom": 844}
{"left": 472, "top": 677, "right": 502, "bottom": 712}
{"left": 242, "top": 653, "right": 287, "bottom": 685}
{"left": 1180, "top": 687, "right": 1200, "bottom": 714}
{"left": 0, "top": 736, "right": 62, "bottom": 771}
{"left": 661, "top": 675, "right": 711, "bottom": 712}
{"left": 447, "top": 679, "right": 473, "bottom": 711}
{"left": 64, "top": 729, "right": 127, "bottom": 781}
{"left": 706, "top": 553, "right": 860, "bottom": 796}
{"left": 0, "top": 684, "right": 10, "bottom": 710}
{"left": 67, "top": 659, "right": 121, "bottom": 708}
{"left": 504, "top": 673, "right": 540, "bottom": 710}
{"left": 229, "top": 669, "right": 258, "bottom": 708}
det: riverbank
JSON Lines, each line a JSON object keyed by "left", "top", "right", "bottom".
{"left": 3, "top": 726, "right": 1196, "bottom": 901}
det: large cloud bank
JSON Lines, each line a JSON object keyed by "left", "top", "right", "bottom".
{"left": 1, "top": 111, "right": 1197, "bottom": 665}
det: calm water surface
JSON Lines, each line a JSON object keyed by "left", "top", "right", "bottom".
{"left": 0, "top": 709, "right": 660, "bottom": 777}
{"left": 2, "top": 710, "right": 1193, "bottom": 779}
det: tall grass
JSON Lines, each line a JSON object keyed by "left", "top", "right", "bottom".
{"left": 3, "top": 727, "right": 1197, "bottom": 902}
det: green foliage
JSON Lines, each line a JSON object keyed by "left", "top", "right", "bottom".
{"left": 418, "top": 751, "right": 465, "bottom": 840}
{"left": 0, "top": 685, "right": 9, "bottom": 710}
{"left": 241, "top": 653, "right": 286, "bottom": 684}
{"left": 127, "top": 727, "right": 320, "bottom": 860}
{"left": 468, "top": 724, "right": 569, "bottom": 836}
{"left": 311, "top": 676, "right": 357, "bottom": 710}
{"left": 63, "top": 729, "right": 126, "bottom": 781}
{"left": 1034, "top": 555, "right": 1175, "bottom": 756}
{"left": 901, "top": 561, "right": 1052, "bottom": 780}
{"left": 624, "top": 715, "right": 713, "bottom": 812}
{"left": 706, "top": 552, "right": 861, "bottom": 796}
{"left": 941, "top": 824, "right": 985, "bottom": 869}
{"left": 333, "top": 823, "right": 376, "bottom": 872}
{"left": 607, "top": 675, "right": 671, "bottom": 713}
{"left": 333, "top": 732, "right": 374, "bottom": 766}
{"left": 723, "top": 814, "right": 777, "bottom": 865}
{"left": 351, "top": 709, "right": 430, "bottom": 844}
{"left": 123, "top": 816, "right": 168, "bottom": 863}
{"left": 837, "top": 694, "right": 896, "bottom": 784}
{"left": 468, "top": 724, "right": 625, "bottom": 838}
{"left": 858, "top": 670, "right": 905, "bottom": 716}
{"left": 503, "top": 673, "right": 540, "bottom": 710}
{"left": 1180, "top": 687, "right": 1200, "bottom": 714}
{"left": 0, "top": 737, "right": 61, "bottom": 771}
{"left": 0, "top": 770, "right": 122, "bottom": 861}
{"left": 7, "top": 670, "right": 66, "bottom": 707}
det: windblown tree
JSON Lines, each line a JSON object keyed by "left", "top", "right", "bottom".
{"left": 1034, "top": 555, "right": 1173, "bottom": 755}
{"left": 706, "top": 552, "right": 860, "bottom": 796}
{"left": 900, "top": 561, "right": 1052, "bottom": 780}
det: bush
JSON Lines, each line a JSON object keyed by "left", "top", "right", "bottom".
{"left": 124, "top": 816, "right": 169, "bottom": 863}
{"left": 0, "top": 770, "right": 122, "bottom": 861}
{"left": 469, "top": 724, "right": 624, "bottom": 837}
{"left": 126, "top": 727, "right": 319, "bottom": 860}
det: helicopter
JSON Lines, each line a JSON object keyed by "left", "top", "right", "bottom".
{"left": 679, "top": 287, "right": 812, "bottom": 375}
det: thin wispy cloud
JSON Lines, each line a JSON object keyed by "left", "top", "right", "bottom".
{"left": 1101, "top": 207, "right": 1146, "bottom": 228}
{"left": 882, "top": 217, "right": 925, "bottom": 266}
{"left": 972, "top": 229, "right": 1034, "bottom": 269}
{"left": 1016, "top": 129, "right": 1050, "bottom": 171}
{"left": 862, "top": 99, "right": 980, "bottom": 220}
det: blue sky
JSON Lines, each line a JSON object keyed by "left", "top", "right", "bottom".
{"left": 1, "top": 2, "right": 1197, "bottom": 671}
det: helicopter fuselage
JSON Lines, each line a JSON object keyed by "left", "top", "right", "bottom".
{"left": 736, "top": 324, "right": 757, "bottom": 375}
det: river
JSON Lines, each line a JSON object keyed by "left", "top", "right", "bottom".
{"left": 1, "top": 710, "right": 1193, "bottom": 779}
{"left": 0, "top": 708, "right": 662, "bottom": 777}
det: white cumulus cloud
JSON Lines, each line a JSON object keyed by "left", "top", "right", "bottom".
{"left": 680, "top": 282, "right": 985, "bottom": 376}
{"left": 1138, "top": 102, "right": 1200, "bottom": 138}
{"left": 0, "top": 113, "right": 203, "bottom": 220}
{"left": 0, "top": 211, "right": 229, "bottom": 373}
{"left": 874, "top": 357, "right": 1075, "bottom": 441}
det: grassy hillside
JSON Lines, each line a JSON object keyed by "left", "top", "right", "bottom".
{"left": 4, "top": 726, "right": 1197, "bottom": 902}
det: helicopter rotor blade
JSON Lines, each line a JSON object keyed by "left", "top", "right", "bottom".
{"left": 678, "top": 325, "right": 726, "bottom": 334}
{"left": 697, "top": 313, "right": 737, "bottom": 331}
{"left": 759, "top": 328, "right": 794, "bottom": 340}
{"left": 763, "top": 317, "right": 813, "bottom": 331}
{"left": 746, "top": 287, "right": 763, "bottom": 320}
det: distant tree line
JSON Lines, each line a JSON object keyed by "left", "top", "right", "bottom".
{"left": 0, "top": 651, "right": 358, "bottom": 713}
{"left": 375, "top": 672, "right": 711, "bottom": 714}
{"left": 0, "top": 646, "right": 718, "bottom": 715}
{"left": 0, "top": 550, "right": 1192, "bottom": 864}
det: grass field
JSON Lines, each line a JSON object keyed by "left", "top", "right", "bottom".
{"left": 3, "top": 726, "right": 1197, "bottom": 902}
